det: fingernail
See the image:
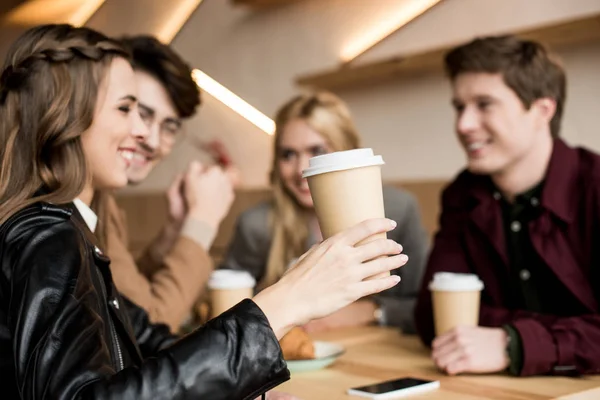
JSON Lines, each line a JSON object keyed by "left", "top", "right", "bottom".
{"left": 389, "top": 219, "right": 397, "bottom": 228}
{"left": 397, "top": 243, "right": 403, "bottom": 253}
{"left": 400, "top": 254, "right": 408, "bottom": 262}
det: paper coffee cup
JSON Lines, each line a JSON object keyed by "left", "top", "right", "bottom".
{"left": 302, "top": 148, "right": 388, "bottom": 278}
{"left": 208, "top": 270, "right": 256, "bottom": 318}
{"left": 429, "top": 272, "right": 484, "bottom": 336}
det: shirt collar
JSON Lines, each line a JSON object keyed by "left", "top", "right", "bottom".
{"left": 73, "top": 198, "right": 98, "bottom": 233}
{"left": 469, "top": 139, "right": 578, "bottom": 223}
{"left": 495, "top": 180, "right": 544, "bottom": 207}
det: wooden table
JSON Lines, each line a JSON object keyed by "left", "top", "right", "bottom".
{"left": 277, "top": 327, "right": 600, "bottom": 399}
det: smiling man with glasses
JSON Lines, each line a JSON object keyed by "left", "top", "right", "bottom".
{"left": 100, "top": 35, "right": 235, "bottom": 334}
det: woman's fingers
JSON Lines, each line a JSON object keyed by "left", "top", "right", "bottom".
{"left": 351, "top": 275, "right": 401, "bottom": 299}
{"left": 337, "top": 218, "right": 397, "bottom": 246}
{"left": 358, "top": 253, "right": 409, "bottom": 281}
{"left": 271, "top": 219, "right": 404, "bottom": 328}
{"left": 354, "top": 238, "right": 403, "bottom": 262}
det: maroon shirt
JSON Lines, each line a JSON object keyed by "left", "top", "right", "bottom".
{"left": 415, "top": 139, "right": 600, "bottom": 376}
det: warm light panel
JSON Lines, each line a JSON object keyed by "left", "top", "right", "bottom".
{"left": 340, "top": 0, "right": 441, "bottom": 63}
{"left": 157, "top": 0, "right": 204, "bottom": 44}
{"left": 158, "top": 1, "right": 274, "bottom": 136}
{"left": 4, "top": 0, "right": 106, "bottom": 27}
{"left": 191, "top": 69, "right": 276, "bottom": 135}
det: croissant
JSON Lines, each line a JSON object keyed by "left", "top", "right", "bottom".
{"left": 279, "top": 327, "right": 315, "bottom": 360}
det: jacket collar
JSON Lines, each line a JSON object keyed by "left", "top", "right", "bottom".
{"left": 68, "top": 201, "right": 145, "bottom": 363}
{"left": 32, "top": 187, "right": 102, "bottom": 249}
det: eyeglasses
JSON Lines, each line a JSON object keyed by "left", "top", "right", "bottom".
{"left": 138, "top": 104, "right": 182, "bottom": 144}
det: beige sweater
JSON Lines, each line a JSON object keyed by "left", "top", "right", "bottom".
{"left": 105, "top": 194, "right": 214, "bottom": 333}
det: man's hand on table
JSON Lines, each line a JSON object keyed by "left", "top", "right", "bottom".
{"left": 431, "top": 326, "right": 509, "bottom": 375}
{"left": 303, "top": 300, "right": 377, "bottom": 333}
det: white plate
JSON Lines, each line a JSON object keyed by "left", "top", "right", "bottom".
{"left": 286, "top": 341, "right": 345, "bottom": 373}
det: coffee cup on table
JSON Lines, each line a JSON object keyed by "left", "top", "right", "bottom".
{"left": 302, "top": 148, "right": 389, "bottom": 278}
{"left": 208, "top": 270, "right": 256, "bottom": 319}
{"left": 428, "top": 272, "right": 484, "bottom": 336}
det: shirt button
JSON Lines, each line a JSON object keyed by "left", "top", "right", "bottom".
{"left": 531, "top": 197, "right": 539, "bottom": 206}
{"left": 520, "top": 269, "right": 531, "bottom": 281}
{"left": 511, "top": 221, "right": 521, "bottom": 232}
{"left": 111, "top": 298, "right": 120, "bottom": 310}
{"left": 493, "top": 191, "right": 501, "bottom": 200}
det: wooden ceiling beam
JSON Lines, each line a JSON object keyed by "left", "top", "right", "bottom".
{"left": 297, "top": 14, "right": 600, "bottom": 90}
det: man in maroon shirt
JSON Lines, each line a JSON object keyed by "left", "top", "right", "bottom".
{"left": 414, "top": 35, "right": 600, "bottom": 377}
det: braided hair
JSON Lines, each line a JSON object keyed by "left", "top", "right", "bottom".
{"left": 0, "top": 24, "right": 129, "bottom": 224}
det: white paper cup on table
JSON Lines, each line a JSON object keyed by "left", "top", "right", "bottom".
{"left": 302, "top": 148, "right": 388, "bottom": 278}
{"left": 429, "top": 272, "right": 484, "bottom": 336}
{"left": 208, "top": 270, "right": 256, "bottom": 318}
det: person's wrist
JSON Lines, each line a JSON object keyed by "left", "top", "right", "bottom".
{"left": 253, "top": 284, "right": 298, "bottom": 340}
{"left": 180, "top": 216, "right": 218, "bottom": 249}
{"left": 188, "top": 208, "right": 220, "bottom": 231}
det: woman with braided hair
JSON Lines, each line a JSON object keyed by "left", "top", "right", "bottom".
{"left": 0, "top": 25, "right": 408, "bottom": 399}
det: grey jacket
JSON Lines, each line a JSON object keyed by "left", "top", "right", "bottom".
{"left": 220, "top": 186, "right": 429, "bottom": 333}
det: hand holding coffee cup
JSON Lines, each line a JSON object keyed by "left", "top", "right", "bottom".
{"left": 302, "top": 148, "right": 391, "bottom": 279}
{"left": 208, "top": 270, "right": 256, "bottom": 318}
{"left": 253, "top": 218, "right": 407, "bottom": 339}
{"left": 429, "top": 272, "right": 484, "bottom": 336}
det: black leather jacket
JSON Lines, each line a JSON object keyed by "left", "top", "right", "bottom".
{"left": 0, "top": 202, "right": 289, "bottom": 399}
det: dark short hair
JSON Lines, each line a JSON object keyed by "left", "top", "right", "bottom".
{"left": 120, "top": 35, "right": 200, "bottom": 119}
{"left": 444, "top": 35, "right": 566, "bottom": 138}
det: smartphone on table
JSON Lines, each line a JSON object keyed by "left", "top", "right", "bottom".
{"left": 347, "top": 377, "right": 440, "bottom": 399}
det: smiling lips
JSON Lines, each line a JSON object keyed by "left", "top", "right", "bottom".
{"left": 118, "top": 147, "right": 154, "bottom": 168}
{"left": 131, "top": 151, "right": 153, "bottom": 167}
{"left": 117, "top": 148, "right": 136, "bottom": 168}
{"left": 464, "top": 139, "right": 492, "bottom": 157}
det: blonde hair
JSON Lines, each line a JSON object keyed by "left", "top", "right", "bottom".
{"left": 261, "top": 91, "right": 361, "bottom": 288}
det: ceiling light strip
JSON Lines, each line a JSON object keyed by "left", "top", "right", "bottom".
{"left": 340, "top": 0, "right": 442, "bottom": 63}
{"left": 69, "top": 0, "right": 106, "bottom": 26}
{"left": 4, "top": 0, "right": 106, "bottom": 27}
{"left": 191, "top": 69, "right": 275, "bottom": 135}
{"left": 157, "top": 0, "right": 204, "bottom": 44}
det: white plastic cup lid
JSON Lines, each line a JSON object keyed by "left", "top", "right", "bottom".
{"left": 208, "top": 270, "right": 256, "bottom": 290}
{"left": 428, "top": 272, "right": 484, "bottom": 292}
{"left": 301, "top": 148, "right": 384, "bottom": 178}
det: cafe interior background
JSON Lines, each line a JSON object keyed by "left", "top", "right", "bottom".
{"left": 1, "top": 0, "right": 599, "bottom": 265}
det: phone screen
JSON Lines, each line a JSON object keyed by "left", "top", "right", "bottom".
{"left": 352, "top": 377, "right": 434, "bottom": 394}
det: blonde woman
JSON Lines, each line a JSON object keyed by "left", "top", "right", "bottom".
{"left": 221, "top": 92, "right": 429, "bottom": 333}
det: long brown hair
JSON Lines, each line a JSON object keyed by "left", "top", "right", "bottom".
{"left": 0, "top": 24, "right": 128, "bottom": 225}
{"left": 262, "top": 91, "right": 361, "bottom": 288}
